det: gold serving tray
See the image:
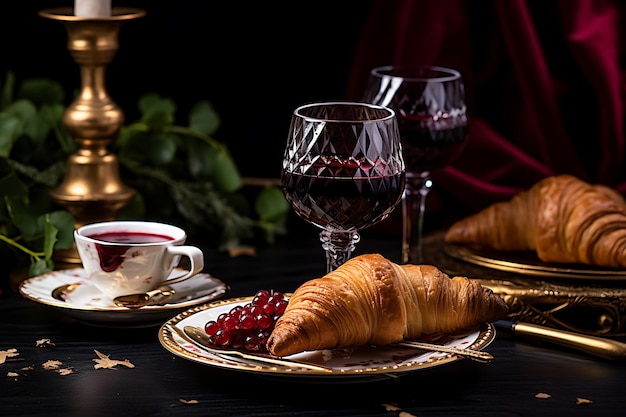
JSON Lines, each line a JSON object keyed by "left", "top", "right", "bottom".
{"left": 444, "top": 243, "right": 626, "bottom": 281}
{"left": 420, "top": 232, "right": 626, "bottom": 340}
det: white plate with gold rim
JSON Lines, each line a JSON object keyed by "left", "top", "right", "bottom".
{"left": 158, "top": 296, "right": 497, "bottom": 383}
{"left": 19, "top": 268, "right": 228, "bottom": 327}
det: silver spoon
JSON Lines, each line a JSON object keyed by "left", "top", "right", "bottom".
{"left": 113, "top": 286, "right": 176, "bottom": 308}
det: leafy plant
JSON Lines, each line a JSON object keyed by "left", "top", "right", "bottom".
{"left": 0, "top": 71, "right": 290, "bottom": 278}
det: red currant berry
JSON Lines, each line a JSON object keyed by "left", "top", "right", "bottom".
{"left": 203, "top": 290, "right": 288, "bottom": 352}
{"left": 244, "top": 335, "right": 259, "bottom": 351}
{"left": 249, "top": 305, "right": 264, "bottom": 316}
{"left": 269, "top": 292, "right": 284, "bottom": 303}
{"left": 256, "top": 313, "right": 273, "bottom": 330}
{"left": 274, "top": 299, "right": 288, "bottom": 315}
{"left": 213, "top": 329, "right": 230, "bottom": 346}
{"left": 238, "top": 313, "right": 255, "bottom": 330}
{"left": 216, "top": 312, "right": 229, "bottom": 326}
{"left": 252, "top": 290, "right": 270, "bottom": 306}
{"left": 204, "top": 321, "right": 220, "bottom": 337}
{"left": 222, "top": 314, "right": 239, "bottom": 331}
{"left": 262, "top": 302, "right": 276, "bottom": 315}
{"left": 229, "top": 330, "right": 245, "bottom": 349}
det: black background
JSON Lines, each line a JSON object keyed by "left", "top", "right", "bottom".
{"left": 1, "top": 0, "right": 374, "bottom": 178}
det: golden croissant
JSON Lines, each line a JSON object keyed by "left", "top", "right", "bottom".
{"left": 444, "top": 174, "right": 626, "bottom": 268}
{"left": 266, "top": 253, "right": 508, "bottom": 357}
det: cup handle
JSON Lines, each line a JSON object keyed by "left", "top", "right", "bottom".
{"left": 163, "top": 245, "right": 205, "bottom": 284}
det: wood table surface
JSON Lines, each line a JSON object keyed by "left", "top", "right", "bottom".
{"left": 1, "top": 230, "right": 625, "bottom": 417}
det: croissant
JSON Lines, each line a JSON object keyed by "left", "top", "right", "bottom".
{"left": 443, "top": 174, "right": 626, "bottom": 268}
{"left": 266, "top": 253, "right": 508, "bottom": 357}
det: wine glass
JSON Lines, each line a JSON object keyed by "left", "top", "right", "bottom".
{"left": 282, "top": 101, "right": 406, "bottom": 273}
{"left": 363, "top": 65, "right": 468, "bottom": 264}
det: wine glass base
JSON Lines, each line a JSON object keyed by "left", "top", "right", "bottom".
{"left": 401, "top": 171, "right": 432, "bottom": 264}
{"left": 319, "top": 230, "right": 360, "bottom": 272}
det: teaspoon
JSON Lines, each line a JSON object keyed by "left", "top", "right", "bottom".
{"left": 113, "top": 287, "right": 176, "bottom": 308}
{"left": 51, "top": 283, "right": 81, "bottom": 301}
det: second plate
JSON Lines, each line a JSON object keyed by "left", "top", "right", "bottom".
{"left": 444, "top": 243, "right": 626, "bottom": 280}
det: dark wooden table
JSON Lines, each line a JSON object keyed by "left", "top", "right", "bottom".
{"left": 2, "top": 230, "right": 625, "bottom": 417}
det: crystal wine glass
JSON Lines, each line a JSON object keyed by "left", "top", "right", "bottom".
{"left": 282, "top": 101, "right": 406, "bottom": 273}
{"left": 363, "top": 65, "right": 468, "bottom": 264}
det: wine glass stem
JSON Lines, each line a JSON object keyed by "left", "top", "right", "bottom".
{"left": 319, "top": 230, "right": 361, "bottom": 272}
{"left": 402, "top": 171, "right": 432, "bottom": 264}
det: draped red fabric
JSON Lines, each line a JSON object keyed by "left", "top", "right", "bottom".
{"left": 346, "top": 0, "right": 626, "bottom": 230}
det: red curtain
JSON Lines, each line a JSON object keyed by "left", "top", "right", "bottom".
{"left": 346, "top": 0, "right": 626, "bottom": 229}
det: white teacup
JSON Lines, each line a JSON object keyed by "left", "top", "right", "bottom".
{"left": 74, "top": 220, "right": 204, "bottom": 298}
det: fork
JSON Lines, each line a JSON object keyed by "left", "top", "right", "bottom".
{"left": 395, "top": 340, "right": 494, "bottom": 363}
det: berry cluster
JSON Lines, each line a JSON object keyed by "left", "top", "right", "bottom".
{"left": 203, "top": 290, "right": 288, "bottom": 352}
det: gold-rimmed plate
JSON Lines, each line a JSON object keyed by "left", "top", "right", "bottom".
{"left": 444, "top": 243, "right": 626, "bottom": 280}
{"left": 158, "top": 296, "right": 497, "bottom": 383}
{"left": 18, "top": 268, "right": 228, "bottom": 327}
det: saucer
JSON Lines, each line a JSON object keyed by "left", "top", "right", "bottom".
{"left": 18, "top": 268, "right": 229, "bottom": 328}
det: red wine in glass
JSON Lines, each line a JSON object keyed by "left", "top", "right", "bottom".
{"left": 398, "top": 115, "right": 468, "bottom": 173}
{"left": 282, "top": 164, "right": 405, "bottom": 231}
{"left": 363, "top": 65, "right": 468, "bottom": 264}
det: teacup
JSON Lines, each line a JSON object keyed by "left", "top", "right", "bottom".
{"left": 74, "top": 220, "right": 204, "bottom": 298}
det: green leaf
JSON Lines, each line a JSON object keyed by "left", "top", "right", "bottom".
{"left": 0, "top": 114, "right": 21, "bottom": 156}
{"left": 255, "top": 219, "right": 286, "bottom": 243}
{"left": 40, "top": 103, "right": 66, "bottom": 124}
{"left": 4, "top": 194, "right": 74, "bottom": 252}
{"left": 42, "top": 215, "right": 59, "bottom": 259}
{"left": 22, "top": 109, "right": 52, "bottom": 145}
{"left": 1, "top": 171, "right": 29, "bottom": 201}
{"left": 187, "top": 139, "right": 216, "bottom": 178}
{"left": 255, "top": 186, "right": 290, "bottom": 222}
{"left": 1, "top": 71, "right": 15, "bottom": 110}
{"left": 117, "top": 122, "right": 148, "bottom": 148}
{"left": 119, "top": 131, "right": 178, "bottom": 166}
{"left": 138, "top": 94, "right": 176, "bottom": 130}
{"left": 17, "top": 78, "right": 65, "bottom": 106}
{"left": 29, "top": 258, "right": 53, "bottom": 277}
{"left": 0, "top": 171, "right": 28, "bottom": 225}
{"left": 9, "top": 159, "right": 66, "bottom": 187}
{"left": 187, "top": 139, "right": 242, "bottom": 191}
{"left": 5, "top": 98, "right": 37, "bottom": 121}
{"left": 254, "top": 187, "right": 290, "bottom": 241}
{"left": 5, "top": 193, "right": 38, "bottom": 240}
{"left": 211, "top": 149, "right": 242, "bottom": 192}
{"left": 46, "top": 211, "right": 75, "bottom": 250}
{"left": 189, "top": 101, "right": 221, "bottom": 136}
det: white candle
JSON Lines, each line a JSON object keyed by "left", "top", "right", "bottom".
{"left": 74, "top": 0, "right": 111, "bottom": 18}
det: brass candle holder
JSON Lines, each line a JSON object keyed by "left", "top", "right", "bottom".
{"left": 39, "top": 7, "right": 146, "bottom": 264}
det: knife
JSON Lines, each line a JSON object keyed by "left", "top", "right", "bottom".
{"left": 494, "top": 320, "right": 626, "bottom": 361}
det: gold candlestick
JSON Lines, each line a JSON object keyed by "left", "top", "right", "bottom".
{"left": 40, "top": 7, "right": 146, "bottom": 264}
